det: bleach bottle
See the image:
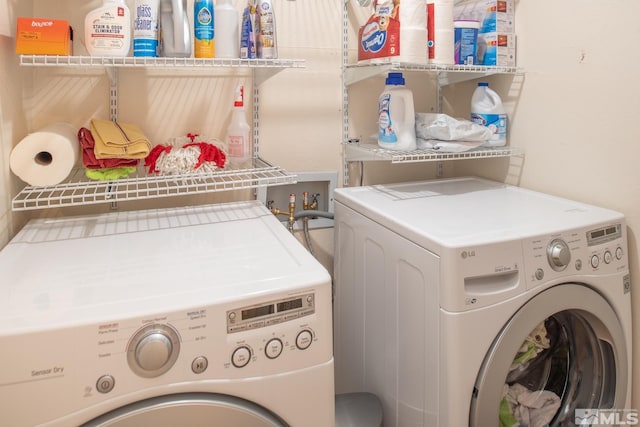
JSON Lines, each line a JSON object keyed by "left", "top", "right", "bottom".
{"left": 378, "top": 72, "right": 417, "bottom": 151}
{"left": 470, "top": 82, "right": 507, "bottom": 147}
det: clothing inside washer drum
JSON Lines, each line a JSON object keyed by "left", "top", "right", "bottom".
{"left": 499, "top": 311, "right": 617, "bottom": 427}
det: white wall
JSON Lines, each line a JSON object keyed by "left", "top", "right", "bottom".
{"left": 2, "top": 0, "right": 639, "bottom": 414}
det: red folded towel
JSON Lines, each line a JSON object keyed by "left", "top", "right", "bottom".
{"left": 78, "top": 127, "right": 139, "bottom": 170}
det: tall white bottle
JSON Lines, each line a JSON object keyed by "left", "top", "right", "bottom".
{"left": 378, "top": 72, "right": 417, "bottom": 151}
{"left": 227, "top": 85, "right": 251, "bottom": 167}
{"left": 215, "top": 0, "right": 240, "bottom": 58}
{"left": 470, "top": 82, "right": 507, "bottom": 147}
{"left": 256, "top": 0, "right": 277, "bottom": 59}
{"left": 85, "top": 0, "right": 131, "bottom": 57}
{"left": 133, "top": 0, "right": 159, "bottom": 57}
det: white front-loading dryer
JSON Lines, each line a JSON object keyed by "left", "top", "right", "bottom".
{"left": 0, "top": 201, "right": 334, "bottom": 427}
{"left": 333, "top": 177, "right": 631, "bottom": 427}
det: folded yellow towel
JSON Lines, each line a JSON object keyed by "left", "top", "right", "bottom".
{"left": 90, "top": 119, "right": 152, "bottom": 160}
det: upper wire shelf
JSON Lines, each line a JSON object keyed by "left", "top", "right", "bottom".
{"left": 12, "top": 158, "right": 296, "bottom": 211}
{"left": 344, "top": 142, "right": 523, "bottom": 163}
{"left": 344, "top": 61, "right": 521, "bottom": 86}
{"left": 19, "top": 55, "right": 305, "bottom": 85}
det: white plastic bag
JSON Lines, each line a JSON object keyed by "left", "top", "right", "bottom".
{"left": 415, "top": 113, "right": 492, "bottom": 141}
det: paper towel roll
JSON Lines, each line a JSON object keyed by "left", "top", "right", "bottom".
{"left": 10, "top": 123, "right": 80, "bottom": 187}
{"left": 428, "top": 0, "right": 455, "bottom": 64}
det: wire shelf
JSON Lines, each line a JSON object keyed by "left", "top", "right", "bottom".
{"left": 12, "top": 158, "right": 297, "bottom": 211}
{"left": 20, "top": 55, "right": 305, "bottom": 69}
{"left": 344, "top": 142, "right": 523, "bottom": 163}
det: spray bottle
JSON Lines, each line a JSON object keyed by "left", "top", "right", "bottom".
{"left": 227, "top": 85, "right": 251, "bottom": 167}
{"left": 85, "top": 0, "right": 131, "bottom": 57}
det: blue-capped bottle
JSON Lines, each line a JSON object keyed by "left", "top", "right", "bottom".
{"left": 194, "top": 0, "right": 214, "bottom": 58}
{"left": 378, "top": 72, "right": 417, "bottom": 151}
{"left": 470, "top": 82, "right": 507, "bottom": 147}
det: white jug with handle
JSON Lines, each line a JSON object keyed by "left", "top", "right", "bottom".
{"left": 159, "top": 0, "right": 191, "bottom": 57}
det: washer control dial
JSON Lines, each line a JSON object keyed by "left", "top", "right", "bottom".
{"left": 127, "top": 324, "right": 180, "bottom": 378}
{"left": 547, "top": 239, "right": 571, "bottom": 271}
{"left": 265, "top": 338, "right": 283, "bottom": 359}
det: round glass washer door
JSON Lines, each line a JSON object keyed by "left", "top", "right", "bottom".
{"left": 81, "top": 393, "right": 288, "bottom": 427}
{"left": 470, "top": 284, "right": 628, "bottom": 426}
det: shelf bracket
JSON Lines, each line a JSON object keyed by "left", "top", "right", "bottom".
{"left": 107, "top": 67, "right": 119, "bottom": 122}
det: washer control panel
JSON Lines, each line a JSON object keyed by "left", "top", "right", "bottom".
{"left": 525, "top": 222, "right": 627, "bottom": 287}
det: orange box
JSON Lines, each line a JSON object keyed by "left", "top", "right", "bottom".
{"left": 16, "top": 17, "right": 73, "bottom": 55}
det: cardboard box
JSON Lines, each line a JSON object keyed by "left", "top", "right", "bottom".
{"left": 477, "top": 32, "right": 515, "bottom": 66}
{"left": 16, "top": 17, "right": 73, "bottom": 55}
{"left": 454, "top": 0, "right": 514, "bottom": 34}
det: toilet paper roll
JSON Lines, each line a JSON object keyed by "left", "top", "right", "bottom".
{"left": 431, "top": 29, "right": 455, "bottom": 64}
{"left": 10, "top": 123, "right": 80, "bottom": 187}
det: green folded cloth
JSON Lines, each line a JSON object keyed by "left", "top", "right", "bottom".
{"left": 85, "top": 167, "right": 137, "bottom": 181}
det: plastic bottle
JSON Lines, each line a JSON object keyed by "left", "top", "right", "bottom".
{"left": 240, "top": 0, "right": 257, "bottom": 59}
{"left": 256, "top": 0, "right": 277, "bottom": 59}
{"left": 227, "top": 85, "right": 251, "bottom": 166}
{"left": 159, "top": 0, "right": 191, "bottom": 57}
{"left": 194, "top": 0, "right": 214, "bottom": 58}
{"left": 133, "top": 0, "right": 159, "bottom": 57}
{"left": 215, "top": 0, "right": 240, "bottom": 58}
{"left": 378, "top": 72, "right": 417, "bottom": 151}
{"left": 85, "top": 0, "right": 131, "bottom": 57}
{"left": 470, "top": 82, "right": 507, "bottom": 147}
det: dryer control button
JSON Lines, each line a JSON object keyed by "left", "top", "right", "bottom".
{"left": 591, "top": 254, "right": 600, "bottom": 269}
{"left": 232, "top": 346, "right": 251, "bottom": 368}
{"left": 192, "top": 356, "right": 208, "bottom": 374}
{"left": 604, "top": 251, "right": 612, "bottom": 264}
{"left": 534, "top": 268, "right": 544, "bottom": 280}
{"left": 616, "top": 247, "right": 624, "bottom": 260}
{"left": 265, "top": 338, "right": 283, "bottom": 359}
{"left": 96, "top": 375, "right": 115, "bottom": 394}
{"left": 296, "top": 330, "right": 313, "bottom": 350}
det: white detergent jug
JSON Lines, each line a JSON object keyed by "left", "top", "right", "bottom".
{"left": 470, "top": 82, "right": 507, "bottom": 147}
{"left": 378, "top": 72, "right": 417, "bottom": 151}
{"left": 159, "top": 0, "right": 191, "bottom": 57}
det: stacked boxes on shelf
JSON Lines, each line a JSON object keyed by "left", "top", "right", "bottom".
{"left": 454, "top": 0, "right": 515, "bottom": 66}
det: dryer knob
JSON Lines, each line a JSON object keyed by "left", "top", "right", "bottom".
{"left": 136, "top": 332, "right": 173, "bottom": 371}
{"left": 547, "top": 239, "right": 570, "bottom": 271}
{"left": 127, "top": 324, "right": 180, "bottom": 378}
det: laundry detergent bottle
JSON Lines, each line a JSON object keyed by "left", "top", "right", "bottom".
{"left": 470, "top": 82, "right": 507, "bottom": 147}
{"left": 378, "top": 72, "right": 417, "bottom": 151}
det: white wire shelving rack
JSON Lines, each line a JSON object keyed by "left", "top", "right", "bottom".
{"left": 14, "top": 55, "right": 304, "bottom": 211}
{"left": 12, "top": 158, "right": 295, "bottom": 211}
{"left": 340, "top": 0, "right": 523, "bottom": 185}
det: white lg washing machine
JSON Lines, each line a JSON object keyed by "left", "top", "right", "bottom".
{"left": 333, "top": 177, "right": 632, "bottom": 427}
{"left": 0, "top": 201, "right": 334, "bottom": 427}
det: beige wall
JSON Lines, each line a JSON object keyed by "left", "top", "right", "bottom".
{"left": 2, "top": 0, "right": 639, "bottom": 414}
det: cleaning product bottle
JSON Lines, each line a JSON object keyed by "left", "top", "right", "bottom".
{"left": 133, "top": 0, "right": 159, "bottom": 57}
{"left": 240, "top": 0, "right": 257, "bottom": 59}
{"left": 159, "top": 0, "right": 191, "bottom": 57}
{"left": 226, "top": 85, "right": 251, "bottom": 166}
{"left": 85, "top": 0, "right": 131, "bottom": 57}
{"left": 256, "top": 0, "right": 277, "bottom": 59}
{"left": 215, "top": 0, "right": 240, "bottom": 58}
{"left": 378, "top": 72, "right": 417, "bottom": 151}
{"left": 470, "top": 82, "right": 507, "bottom": 147}
{"left": 194, "top": 0, "right": 214, "bottom": 58}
